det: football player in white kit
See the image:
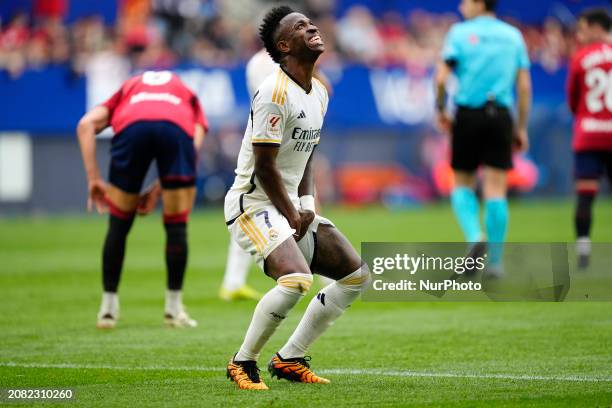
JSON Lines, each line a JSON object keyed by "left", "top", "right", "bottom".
{"left": 219, "top": 50, "right": 333, "bottom": 301}
{"left": 225, "top": 6, "right": 370, "bottom": 390}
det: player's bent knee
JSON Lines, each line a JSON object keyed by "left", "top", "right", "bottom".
{"left": 337, "top": 263, "right": 371, "bottom": 291}
{"left": 576, "top": 179, "right": 599, "bottom": 195}
{"left": 163, "top": 209, "right": 190, "bottom": 224}
{"left": 277, "top": 273, "right": 313, "bottom": 295}
{"left": 106, "top": 197, "right": 137, "bottom": 220}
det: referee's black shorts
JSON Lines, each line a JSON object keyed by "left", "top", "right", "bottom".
{"left": 451, "top": 104, "right": 514, "bottom": 172}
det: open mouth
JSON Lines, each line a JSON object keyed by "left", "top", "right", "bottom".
{"left": 307, "top": 35, "right": 324, "bottom": 47}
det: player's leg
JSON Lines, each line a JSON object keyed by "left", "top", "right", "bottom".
{"left": 271, "top": 223, "right": 368, "bottom": 384}
{"left": 97, "top": 186, "right": 140, "bottom": 328}
{"left": 98, "top": 123, "right": 152, "bottom": 328}
{"left": 160, "top": 186, "right": 198, "bottom": 327}
{"left": 219, "top": 239, "right": 261, "bottom": 301}
{"left": 228, "top": 217, "right": 313, "bottom": 390}
{"left": 573, "top": 151, "right": 603, "bottom": 268}
{"left": 234, "top": 238, "right": 312, "bottom": 361}
{"left": 575, "top": 179, "right": 598, "bottom": 268}
{"left": 102, "top": 187, "right": 140, "bottom": 289}
{"left": 450, "top": 107, "right": 483, "bottom": 243}
{"left": 154, "top": 121, "right": 199, "bottom": 327}
{"left": 481, "top": 107, "right": 513, "bottom": 275}
{"left": 452, "top": 170, "right": 482, "bottom": 242}
{"left": 482, "top": 166, "right": 509, "bottom": 271}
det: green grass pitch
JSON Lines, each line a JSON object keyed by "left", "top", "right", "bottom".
{"left": 1, "top": 200, "right": 612, "bottom": 407}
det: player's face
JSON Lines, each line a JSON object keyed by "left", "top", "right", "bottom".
{"left": 576, "top": 19, "right": 594, "bottom": 45}
{"left": 279, "top": 13, "right": 325, "bottom": 61}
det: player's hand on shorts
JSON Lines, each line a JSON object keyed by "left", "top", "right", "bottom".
{"left": 295, "top": 210, "right": 315, "bottom": 241}
{"left": 435, "top": 111, "right": 452, "bottom": 135}
{"left": 87, "top": 179, "right": 108, "bottom": 214}
{"left": 513, "top": 128, "right": 529, "bottom": 153}
{"left": 137, "top": 180, "right": 162, "bottom": 215}
{"left": 289, "top": 213, "right": 302, "bottom": 241}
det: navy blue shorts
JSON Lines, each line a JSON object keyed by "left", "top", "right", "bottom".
{"left": 109, "top": 121, "right": 196, "bottom": 194}
{"left": 574, "top": 151, "right": 612, "bottom": 182}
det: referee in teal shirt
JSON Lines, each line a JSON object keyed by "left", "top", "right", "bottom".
{"left": 435, "top": 0, "right": 532, "bottom": 275}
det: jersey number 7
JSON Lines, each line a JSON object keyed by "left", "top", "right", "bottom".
{"left": 256, "top": 210, "right": 272, "bottom": 228}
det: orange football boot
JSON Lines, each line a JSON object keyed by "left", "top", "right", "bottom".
{"left": 268, "top": 353, "right": 330, "bottom": 384}
{"left": 226, "top": 357, "right": 269, "bottom": 390}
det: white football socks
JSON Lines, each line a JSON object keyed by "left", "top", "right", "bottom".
{"left": 576, "top": 236, "right": 591, "bottom": 256}
{"left": 98, "top": 291, "right": 119, "bottom": 318}
{"left": 222, "top": 240, "right": 252, "bottom": 291}
{"left": 234, "top": 273, "right": 313, "bottom": 362}
{"left": 278, "top": 265, "right": 370, "bottom": 359}
{"left": 317, "top": 275, "right": 334, "bottom": 288}
{"left": 165, "top": 289, "right": 182, "bottom": 316}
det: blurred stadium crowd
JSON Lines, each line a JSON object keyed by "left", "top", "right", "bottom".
{"left": 0, "top": 0, "right": 578, "bottom": 79}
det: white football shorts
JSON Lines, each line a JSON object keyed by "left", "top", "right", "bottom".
{"left": 227, "top": 203, "right": 333, "bottom": 270}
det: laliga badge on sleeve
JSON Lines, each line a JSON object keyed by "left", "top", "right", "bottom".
{"left": 266, "top": 113, "right": 282, "bottom": 139}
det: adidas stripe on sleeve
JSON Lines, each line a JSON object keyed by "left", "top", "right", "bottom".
{"left": 250, "top": 70, "right": 289, "bottom": 146}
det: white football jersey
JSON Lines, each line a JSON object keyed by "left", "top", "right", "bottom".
{"left": 224, "top": 67, "right": 329, "bottom": 223}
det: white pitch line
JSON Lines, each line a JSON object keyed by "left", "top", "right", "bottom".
{"left": 320, "top": 368, "right": 612, "bottom": 383}
{"left": 1, "top": 362, "right": 611, "bottom": 383}
{"left": 0, "top": 362, "right": 216, "bottom": 372}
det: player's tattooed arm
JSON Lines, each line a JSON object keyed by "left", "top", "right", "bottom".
{"left": 253, "top": 145, "right": 302, "bottom": 237}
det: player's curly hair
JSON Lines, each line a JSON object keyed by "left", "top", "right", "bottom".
{"left": 259, "top": 6, "right": 295, "bottom": 63}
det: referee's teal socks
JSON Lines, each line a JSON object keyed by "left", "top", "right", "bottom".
{"left": 451, "top": 187, "right": 482, "bottom": 243}
{"left": 452, "top": 188, "right": 508, "bottom": 265}
{"left": 484, "top": 198, "right": 508, "bottom": 265}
